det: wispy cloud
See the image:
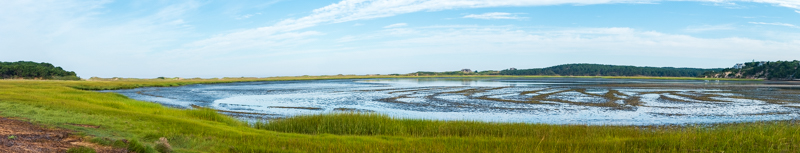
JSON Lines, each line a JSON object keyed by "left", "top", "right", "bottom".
{"left": 749, "top": 22, "right": 799, "bottom": 28}
{"left": 463, "top": 12, "right": 526, "bottom": 20}
{"left": 235, "top": 13, "right": 261, "bottom": 20}
{"left": 684, "top": 24, "right": 735, "bottom": 32}
{"left": 186, "top": 0, "right": 800, "bottom": 53}
{"left": 309, "top": 26, "right": 800, "bottom": 73}
{"left": 5, "top": 0, "right": 800, "bottom": 77}
{"left": 0, "top": 0, "right": 205, "bottom": 77}
{"left": 748, "top": 0, "right": 800, "bottom": 9}
{"left": 383, "top": 23, "right": 408, "bottom": 28}
{"left": 796, "top": 10, "right": 800, "bottom": 14}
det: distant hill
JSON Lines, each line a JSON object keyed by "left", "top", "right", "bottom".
{"left": 0, "top": 61, "right": 80, "bottom": 80}
{"left": 702, "top": 60, "right": 799, "bottom": 80}
{"left": 499, "top": 64, "right": 722, "bottom": 77}
{"left": 410, "top": 64, "right": 723, "bottom": 77}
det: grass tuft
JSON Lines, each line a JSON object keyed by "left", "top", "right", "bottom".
{"left": 128, "top": 139, "right": 157, "bottom": 153}
{"left": 66, "top": 146, "right": 96, "bottom": 153}
{"left": 186, "top": 107, "right": 242, "bottom": 126}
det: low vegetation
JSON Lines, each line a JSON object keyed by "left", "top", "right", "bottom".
{"left": 0, "top": 76, "right": 794, "bottom": 152}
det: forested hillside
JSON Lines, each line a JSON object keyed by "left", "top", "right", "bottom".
{"left": 0, "top": 61, "right": 80, "bottom": 80}
{"left": 498, "top": 64, "right": 721, "bottom": 77}
{"left": 702, "top": 60, "right": 799, "bottom": 80}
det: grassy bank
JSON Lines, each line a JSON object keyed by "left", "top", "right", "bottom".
{"left": 65, "top": 75, "right": 759, "bottom": 90}
{"left": 0, "top": 76, "right": 793, "bottom": 152}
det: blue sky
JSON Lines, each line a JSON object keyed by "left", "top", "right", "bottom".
{"left": 1, "top": 0, "right": 799, "bottom": 78}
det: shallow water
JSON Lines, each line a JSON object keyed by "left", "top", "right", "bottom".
{"left": 105, "top": 78, "right": 800, "bottom": 125}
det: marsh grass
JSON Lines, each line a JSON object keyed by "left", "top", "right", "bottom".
{"left": 0, "top": 77, "right": 795, "bottom": 152}
{"left": 66, "top": 146, "right": 96, "bottom": 153}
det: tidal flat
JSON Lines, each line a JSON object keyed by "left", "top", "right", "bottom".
{"left": 108, "top": 78, "right": 800, "bottom": 125}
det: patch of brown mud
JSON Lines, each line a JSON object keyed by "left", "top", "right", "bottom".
{"left": 672, "top": 92, "right": 730, "bottom": 102}
{"left": 658, "top": 95, "right": 692, "bottom": 103}
{"left": 640, "top": 91, "right": 729, "bottom": 102}
{"left": 475, "top": 88, "right": 635, "bottom": 109}
{"left": 623, "top": 96, "right": 643, "bottom": 106}
{"left": 386, "top": 87, "right": 462, "bottom": 94}
{"left": 0, "top": 117, "right": 125, "bottom": 153}
{"left": 519, "top": 89, "right": 549, "bottom": 95}
{"left": 442, "top": 87, "right": 508, "bottom": 96}
{"left": 596, "top": 83, "right": 800, "bottom": 90}
{"left": 377, "top": 94, "right": 413, "bottom": 104}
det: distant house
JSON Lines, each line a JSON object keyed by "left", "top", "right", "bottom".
{"left": 508, "top": 68, "right": 517, "bottom": 71}
{"left": 733, "top": 63, "right": 745, "bottom": 69}
{"left": 461, "top": 69, "right": 472, "bottom": 73}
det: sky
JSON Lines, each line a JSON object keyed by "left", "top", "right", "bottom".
{"left": 1, "top": 0, "right": 799, "bottom": 78}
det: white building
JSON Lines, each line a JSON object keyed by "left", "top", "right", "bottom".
{"left": 733, "top": 63, "right": 745, "bottom": 69}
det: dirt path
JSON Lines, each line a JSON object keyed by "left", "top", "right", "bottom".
{"left": 0, "top": 117, "right": 125, "bottom": 153}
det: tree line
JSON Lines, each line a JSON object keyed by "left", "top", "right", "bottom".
{"left": 703, "top": 60, "right": 799, "bottom": 80}
{"left": 499, "top": 64, "right": 721, "bottom": 77}
{"left": 0, "top": 61, "right": 80, "bottom": 80}
{"left": 410, "top": 64, "right": 722, "bottom": 77}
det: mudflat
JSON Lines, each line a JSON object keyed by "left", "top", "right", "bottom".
{"left": 110, "top": 78, "right": 800, "bottom": 125}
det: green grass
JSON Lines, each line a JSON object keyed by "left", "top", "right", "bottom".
{"left": 0, "top": 76, "right": 793, "bottom": 153}
{"left": 67, "top": 146, "right": 97, "bottom": 153}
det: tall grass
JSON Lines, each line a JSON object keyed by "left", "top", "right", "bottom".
{"left": 257, "top": 113, "right": 800, "bottom": 152}
{"left": 0, "top": 78, "right": 793, "bottom": 153}
{"left": 186, "top": 107, "right": 242, "bottom": 126}
{"left": 255, "top": 113, "right": 405, "bottom": 135}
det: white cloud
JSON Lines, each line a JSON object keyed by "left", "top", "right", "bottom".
{"left": 743, "top": 0, "right": 800, "bottom": 9}
{"left": 463, "top": 12, "right": 527, "bottom": 20}
{"left": 274, "top": 26, "right": 800, "bottom": 75}
{"left": 383, "top": 23, "right": 408, "bottom": 28}
{"left": 795, "top": 10, "right": 800, "bottom": 14}
{"left": 185, "top": 0, "right": 800, "bottom": 54}
{"left": 4, "top": 0, "right": 800, "bottom": 77}
{"left": 0, "top": 0, "right": 202, "bottom": 77}
{"left": 149, "top": 0, "right": 800, "bottom": 76}
{"left": 684, "top": 24, "right": 735, "bottom": 32}
{"left": 368, "top": 26, "right": 800, "bottom": 60}
{"left": 749, "top": 22, "right": 799, "bottom": 28}
{"left": 235, "top": 13, "right": 261, "bottom": 20}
